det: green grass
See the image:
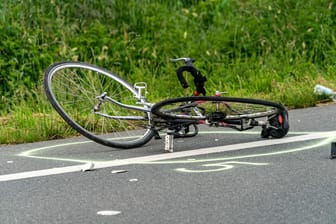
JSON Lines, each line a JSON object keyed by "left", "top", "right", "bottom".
{"left": 0, "top": 88, "right": 78, "bottom": 144}
{"left": 0, "top": 0, "right": 336, "bottom": 144}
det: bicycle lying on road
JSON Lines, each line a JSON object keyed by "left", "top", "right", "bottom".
{"left": 44, "top": 58, "right": 289, "bottom": 151}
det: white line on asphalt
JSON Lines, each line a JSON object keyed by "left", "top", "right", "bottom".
{"left": 0, "top": 131, "right": 335, "bottom": 182}
{"left": 17, "top": 131, "right": 312, "bottom": 164}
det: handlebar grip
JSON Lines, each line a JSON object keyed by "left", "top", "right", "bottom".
{"left": 176, "top": 65, "right": 199, "bottom": 89}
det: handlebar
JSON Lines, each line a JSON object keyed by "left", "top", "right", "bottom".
{"left": 170, "top": 58, "right": 207, "bottom": 95}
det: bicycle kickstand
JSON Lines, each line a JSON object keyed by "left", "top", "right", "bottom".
{"left": 165, "top": 130, "right": 174, "bottom": 153}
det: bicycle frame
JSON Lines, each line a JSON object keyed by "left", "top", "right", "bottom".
{"left": 92, "top": 83, "right": 152, "bottom": 120}
{"left": 92, "top": 85, "right": 277, "bottom": 133}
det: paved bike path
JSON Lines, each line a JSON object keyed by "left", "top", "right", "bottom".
{"left": 1, "top": 104, "right": 335, "bottom": 178}
{"left": 1, "top": 104, "right": 336, "bottom": 223}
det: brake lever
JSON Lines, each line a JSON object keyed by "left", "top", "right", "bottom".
{"left": 170, "top": 58, "right": 195, "bottom": 65}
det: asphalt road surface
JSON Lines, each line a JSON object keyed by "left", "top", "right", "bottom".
{"left": 1, "top": 104, "right": 336, "bottom": 224}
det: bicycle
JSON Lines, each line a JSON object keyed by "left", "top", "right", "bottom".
{"left": 43, "top": 58, "right": 289, "bottom": 151}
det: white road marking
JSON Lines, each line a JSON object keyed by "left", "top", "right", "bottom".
{"left": 17, "top": 131, "right": 311, "bottom": 163}
{"left": 0, "top": 131, "right": 335, "bottom": 182}
{"left": 0, "top": 165, "right": 84, "bottom": 182}
{"left": 175, "top": 161, "right": 269, "bottom": 173}
{"left": 97, "top": 210, "right": 121, "bottom": 216}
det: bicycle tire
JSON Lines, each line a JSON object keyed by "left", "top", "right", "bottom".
{"left": 44, "top": 61, "right": 155, "bottom": 149}
{"left": 151, "top": 96, "right": 289, "bottom": 138}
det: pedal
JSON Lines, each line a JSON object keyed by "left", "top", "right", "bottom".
{"left": 164, "top": 134, "right": 174, "bottom": 153}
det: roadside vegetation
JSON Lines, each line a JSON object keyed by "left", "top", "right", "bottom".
{"left": 0, "top": 0, "right": 335, "bottom": 144}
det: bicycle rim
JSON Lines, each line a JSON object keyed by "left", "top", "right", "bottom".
{"left": 44, "top": 61, "right": 154, "bottom": 149}
{"left": 151, "top": 96, "right": 285, "bottom": 121}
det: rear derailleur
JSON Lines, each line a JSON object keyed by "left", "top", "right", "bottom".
{"left": 261, "top": 111, "right": 289, "bottom": 138}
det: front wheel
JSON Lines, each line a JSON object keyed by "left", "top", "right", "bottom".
{"left": 44, "top": 61, "right": 155, "bottom": 149}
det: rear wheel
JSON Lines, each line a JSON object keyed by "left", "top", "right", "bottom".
{"left": 151, "top": 96, "right": 289, "bottom": 138}
{"left": 44, "top": 61, "right": 155, "bottom": 149}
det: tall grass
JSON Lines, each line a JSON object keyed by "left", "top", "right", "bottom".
{"left": 0, "top": 86, "right": 78, "bottom": 144}
{"left": 0, "top": 0, "right": 335, "bottom": 144}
